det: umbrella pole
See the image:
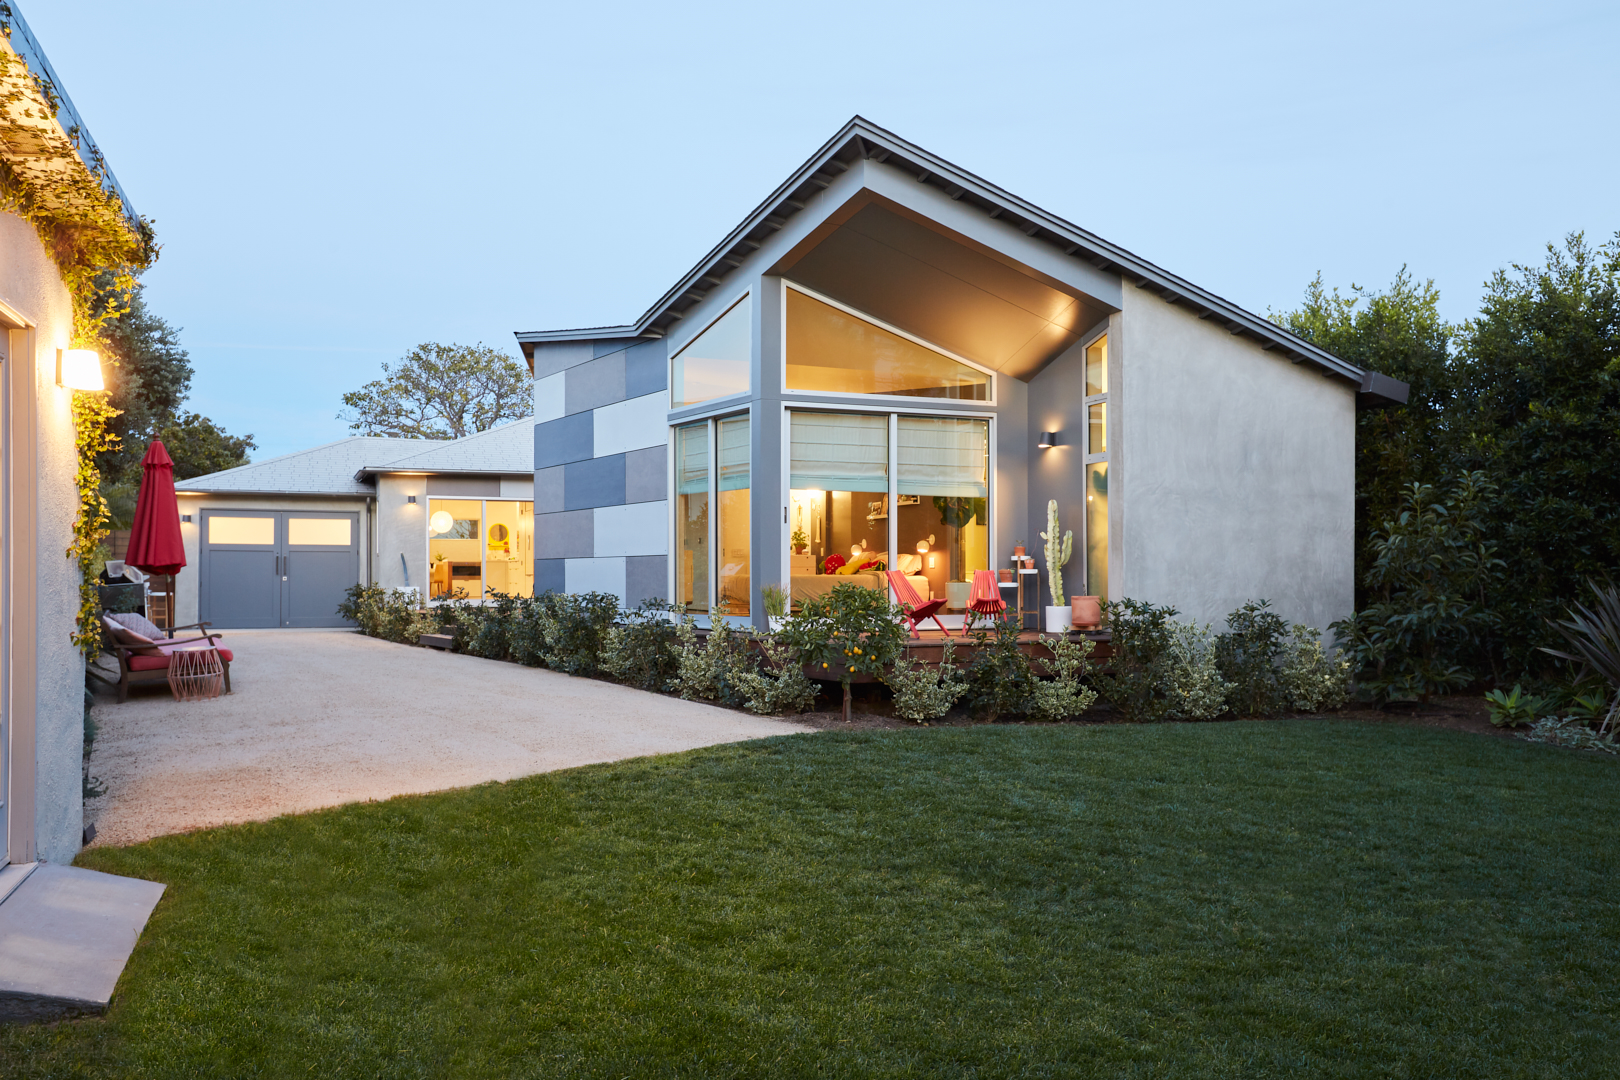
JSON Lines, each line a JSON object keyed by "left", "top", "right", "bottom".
{"left": 167, "top": 575, "right": 175, "bottom": 637}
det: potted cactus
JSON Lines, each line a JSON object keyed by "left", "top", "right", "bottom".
{"left": 1040, "top": 499, "right": 1073, "bottom": 633}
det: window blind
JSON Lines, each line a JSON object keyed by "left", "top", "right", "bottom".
{"left": 676, "top": 422, "right": 709, "bottom": 495}
{"left": 717, "top": 417, "right": 750, "bottom": 492}
{"left": 790, "top": 411, "right": 888, "bottom": 491}
{"left": 897, "top": 416, "right": 988, "bottom": 497}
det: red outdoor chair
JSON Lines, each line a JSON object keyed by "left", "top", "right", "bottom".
{"left": 885, "top": 571, "right": 951, "bottom": 638}
{"left": 966, "top": 570, "right": 1007, "bottom": 630}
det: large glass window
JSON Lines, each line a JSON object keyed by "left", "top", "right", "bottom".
{"left": 898, "top": 416, "right": 988, "bottom": 612}
{"left": 785, "top": 287, "right": 991, "bottom": 401}
{"left": 428, "top": 498, "right": 535, "bottom": 600}
{"left": 787, "top": 410, "right": 989, "bottom": 615}
{"left": 671, "top": 295, "right": 751, "bottom": 407}
{"left": 1083, "top": 332, "right": 1109, "bottom": 598}
{"left": 675, "top": 423, "right": 711, "bottom": 612}
{"left": 717, "top": 417, "right": 751, "bottom": 616}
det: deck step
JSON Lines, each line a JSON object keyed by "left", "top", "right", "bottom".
{"left": 0, "top": 864, "right": 165, "bottom": 1023}
{"left": 418, "top": 633, "right": 454, "bottom": 650}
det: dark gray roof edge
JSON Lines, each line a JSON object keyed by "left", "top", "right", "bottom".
{"left": 353, "top": 466, "right": 534, "bottom": 480}
{"left": 0, "top": 5, "right": 138, "bottom": 226}
{"left": 173, "top": 486, "right": 372, "bottom": 498}
{"left": 513, "top": 116, "right": 1400, "bottom": 394}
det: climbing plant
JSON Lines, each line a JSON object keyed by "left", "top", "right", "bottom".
{"left": 0, "top": 41, "right": 158, "bottom": 654}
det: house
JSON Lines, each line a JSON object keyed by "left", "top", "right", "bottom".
{"left": 173, "top": 417, "right": 535, "bottom": 627}
{"left": 0, "top": 8, "right": 146, "bottom": 868}
{"left": 515, "top": 117, "right": 1406, "bottom": 632}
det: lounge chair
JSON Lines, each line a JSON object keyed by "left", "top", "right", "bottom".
{"left": 98, "top": 614, "right": 233, "bottom": 703}
{"left": 885, "top": 570, "right": 951, "bottom": 638}
{"left": 965, "top": 570, "right": 1007, "bottom": 631}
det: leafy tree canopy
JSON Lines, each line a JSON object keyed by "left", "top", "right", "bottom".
{"left": 340, "top": 343, "right": 531, "bottom": 440}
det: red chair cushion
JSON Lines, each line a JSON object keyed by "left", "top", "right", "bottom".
{"left": 127, "top": 646, "right": 233, "bottom": 671}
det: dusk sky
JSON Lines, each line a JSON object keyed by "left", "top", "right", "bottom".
{"left": 25, "top": 0, "right": 1619, "bottom": 460}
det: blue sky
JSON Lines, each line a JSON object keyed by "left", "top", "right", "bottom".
{"left": 25, "top": 0, "right": 1618, "bottom": 459}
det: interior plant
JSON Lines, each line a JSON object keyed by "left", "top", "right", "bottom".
{"left": 1039, "top": 499, "right": 1073, "bottom": 632}
{"left": 790, "top": 526, "right": 808, "bottom": 554}
{"left": 777, "top": 581, "right": 906, "bottom": 723}
{"left": 1539, "top": 578, "right": 1620, "bottom": 736}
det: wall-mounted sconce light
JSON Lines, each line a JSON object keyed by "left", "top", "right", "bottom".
{"left": 181, "top": 514, "right": 192, "bottom": 523}
{"left": 407, "top": 495, "right": 417, "bottom": 504}
{"left": 851, "top": 543, "right": 864, "bottom": 557}
{"left": 916, "top": 533, "right": 936, "bottom": 554}
{"left": 1038, "top": 431, "right": 1061, "bottom": 449}
{"left": 57, "top": 349, "right": 105, "bottom": 391}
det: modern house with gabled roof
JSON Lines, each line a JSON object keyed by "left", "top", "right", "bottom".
{"left": 515, "top": 117, "right": 1406, "bottom": 632}
{"left": 173, "top": 417, "right": 536, "bottom": 627}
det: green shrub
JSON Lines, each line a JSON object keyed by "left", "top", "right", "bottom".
{"left": 1163, "top": 621, "right": 1233, "bottom": 720}
{"left": 962, "top": 617, "right": 1038, "bottom": 722}
{"left": 1331, "top": 474, "right": 1504, "bottom": 704}
{"left": 1484, "top": 685, "right": 1549, "bottom": 728}
{"left": 1279, "top": 626, "right": 1353, "bottom": 713}
{"left": 337, "top": 584, "right": 439, "bottom": 645}
{"left": 1216, "top": 600, "right": 1290, "bottom": 718}
{"left": 1095, "top": 599, "right": 1180, "bottom": 722}
{"left": 673, "top": 618, "right": 756, "bottom": 709}
{"left": 600, "top": 601, "right": 682, "bottom": 693}
{"left": 732, "top": 634, "right": 819, "bottom": 716}
{"left": 778, "top": 582, "right": 907, "bottom": 722}
{"left": 1025, "top": 635, "right": 1098, "bottom": 722}
{"left": 885, "top": 642, "right": 968, "bottom": 723}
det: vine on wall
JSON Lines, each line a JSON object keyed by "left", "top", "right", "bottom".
{"left": 0, "top": 42, "right": 157, "bottom": 654}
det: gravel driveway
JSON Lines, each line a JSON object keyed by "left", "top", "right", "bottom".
{"left": 86, "top": 630, "right": 813, "bottom": 848}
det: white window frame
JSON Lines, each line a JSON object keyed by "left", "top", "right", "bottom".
{"left": 777, "top": 404, "right": 996, "bottom": 602}
{"left": 424, "top": 496, "right": 535, "bottom": 604}
{"left": 668, "top": 286, "right": 755, "bottom": 411}
{"left": 667, "top": 408, "right": 752, "bottom": 626}
{"left": 779, "top": 280, "right": 999, "bottom": 408}
{"left": 1082, "top": 325, "right": 1108, "bottom": 467}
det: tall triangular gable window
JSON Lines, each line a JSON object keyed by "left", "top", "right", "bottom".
{"left": 785, "top": 286, "right": 992, "bottom": 401}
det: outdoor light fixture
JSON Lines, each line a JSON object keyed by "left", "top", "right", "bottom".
{"left": 407, "top": 495, "right": 417, "bottom": 504}
{"left": 57, "top": 349, "right": 104, "bottom": 391}
{"left": 181, "top": 514, "right": 192, "bottom": 523}
{"left": 1038, "top": 431, "right": 1061, "bottom": 449}
{"left": 429, "top": 510, "right": 454, "bottom": 534}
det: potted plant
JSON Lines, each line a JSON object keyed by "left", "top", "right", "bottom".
{"left": 791, "top": 526, "right": 808, "bottom": 554}
{"left": 1071, "top": 590, "right": 1102, "bottom": 629}
{"left": 1040, "top": 499, "right": 1073, "bottom": 633}
{"left": 761, "top": 583, "right": 790, "bottom": 632}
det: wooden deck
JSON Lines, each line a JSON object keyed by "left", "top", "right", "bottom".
{"left": 900, "top": 628, "right": 1113, "bottom": 664}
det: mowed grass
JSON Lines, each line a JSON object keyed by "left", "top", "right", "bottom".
{"left": 7, "top": 722, "right": 1620, "bottom": 1078}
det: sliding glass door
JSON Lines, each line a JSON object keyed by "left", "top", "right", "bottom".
{"left": 674, "top": 414, "right": 751, "bottom": 617}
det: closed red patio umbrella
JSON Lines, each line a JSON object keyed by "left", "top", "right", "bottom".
{"left": 125, "top": 439, "right": 186, "bottom": 632}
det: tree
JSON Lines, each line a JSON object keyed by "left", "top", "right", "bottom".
{"left": 159, "top": 411, "right": 256, "bottom": 480}
{"left": 340, "top": 343, "right": 532, "bottom": 439}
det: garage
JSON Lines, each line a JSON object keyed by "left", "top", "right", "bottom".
{"left": 199, "top": 510, "right": 360, "bottom": 628}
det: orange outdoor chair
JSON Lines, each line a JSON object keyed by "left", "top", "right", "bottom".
{"left": 885, "top": 571, "right": 950, "bottom": 638}
{"left": 966, "top": 569, "right": 1007, "bottom": 630}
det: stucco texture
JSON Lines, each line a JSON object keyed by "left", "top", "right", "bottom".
{"left": 1114, "top": 290, "right": 1355, "bottom": 630}
{"left": 0, "top": 210, "right": 86, "bottom": 863}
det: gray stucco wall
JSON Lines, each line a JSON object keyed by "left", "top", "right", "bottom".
{"left": 532, "top": 338, "right": 670, "bottom": 606}
{"left": 0, "top": 210, "right": 85, "bottom": 863}
{"left": 1112, "top": 290, "right": 1356, "bottom": 630}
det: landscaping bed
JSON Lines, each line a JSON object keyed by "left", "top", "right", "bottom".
{"left": 10, "top": 722, "right": 1620, "bottom": 1076}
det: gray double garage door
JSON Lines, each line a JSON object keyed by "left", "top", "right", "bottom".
{"left": 200, "top": 510, "right": 359, "bottom": 628}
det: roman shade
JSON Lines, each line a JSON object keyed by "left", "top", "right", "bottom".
{"left": 790, "top": 412, "right": 887, "bottom": 491}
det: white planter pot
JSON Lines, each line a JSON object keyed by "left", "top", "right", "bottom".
{"left": 768, "top": 616, "right": 786, "bottom": 633}
{"left": 1045, "top": 606, "right": 1073, "bottom": 633}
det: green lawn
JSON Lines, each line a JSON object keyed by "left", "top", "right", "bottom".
{"left": 8, "top": 721, "right": 1620, "bottom": 1078}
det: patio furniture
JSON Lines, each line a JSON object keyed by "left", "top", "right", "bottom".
{"left": 167, "top": 645, "right": 226, "bottom": 701}
{"left": 965, "top": 570, "right": 1007, "bottom": 630}
{"left": 97, "top": 615, "right": 233, "bottom": 703}
{"left": 885, "top": 570, "right": 951, "bottom": 638}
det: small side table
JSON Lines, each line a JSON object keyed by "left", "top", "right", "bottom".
{"left": 167, "top": 646, "right": 225, "bottom": 702}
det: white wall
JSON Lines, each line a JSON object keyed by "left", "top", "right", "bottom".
{"left": 1116, "top": 289, "right": 1356, "bottom": 631}
{"left": 0, "top": 210, "right": 85, "bottom": 863}
{"left": 374, "top": 475, "right": 427, "bottom": 594}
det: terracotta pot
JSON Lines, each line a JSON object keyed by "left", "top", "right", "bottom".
{"left": 998, "top": 568, "right": 1014, "bottom": 583}
{"left": 1013, "top": 545, "right": 1026, "bottom": 558}
{"left": 1071, "top": 595, "right": 1102, "bottom": 629}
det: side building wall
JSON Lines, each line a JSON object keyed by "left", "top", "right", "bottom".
{"left": 1113, "top": 290, "right": 1356, "bottom": 631}
{"left": 1, "top": 210, "right": 87, "bottom": 863}
{"left": 531, "top": 339, "right": 669, "bottom": 607}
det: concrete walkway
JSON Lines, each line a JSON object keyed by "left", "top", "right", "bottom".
{"left": 87, "top": 630, "right": 813, "bottom": 848}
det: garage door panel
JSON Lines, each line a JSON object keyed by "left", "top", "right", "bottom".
{"left": 205, "top": 550, "right": 279, "bottom": 628}
{"left": 285, "top": 549, "right": 358, "bottom": 627}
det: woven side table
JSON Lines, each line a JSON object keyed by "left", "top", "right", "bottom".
{"left": 167, "top": 646, "right": 225, "bottom": 701}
